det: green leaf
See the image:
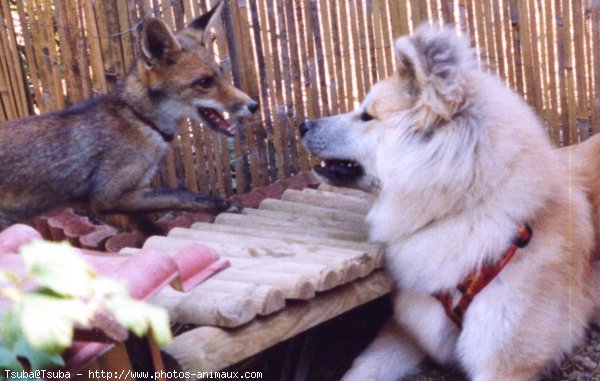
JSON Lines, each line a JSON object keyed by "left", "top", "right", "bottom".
{"left": 0, "top": 310, "right": 22, "bottom": 348}
{"left": 14, "top": 337, "right": 64, "bottom": 371}
{"left": 147, "top": 308, "right": 172, "bottom": 347}
{"left": 105, "top": 296, "right": 171, "bottom": 346}
{"left": 19, "top": 293, "right": 90, "bottom": 353}
{"left": 91, "top": 278, "right": 129, "bottom": 298}
{"left": 0, "top": 345, "right": 23, "bottom": 373}
{"left": 20, "top": 241, "right": 95, "bottom": 298}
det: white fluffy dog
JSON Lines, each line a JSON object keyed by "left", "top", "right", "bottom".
{"left": 301, "top": 25, "right": 600, "bottom": 381}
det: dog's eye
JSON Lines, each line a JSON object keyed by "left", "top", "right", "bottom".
{"left": 360, "top": 111, "right": 374, "bottom": 122}
{"left": 192, "top": 76, "right": 214, "bottom": 89}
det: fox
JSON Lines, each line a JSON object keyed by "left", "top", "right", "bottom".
{"left": 0, "top": 1, "right": 258, "bottom": 235}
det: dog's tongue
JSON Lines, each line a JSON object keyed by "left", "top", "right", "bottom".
{"left": 198, "top": 107, "right": 234, "bottom": 136}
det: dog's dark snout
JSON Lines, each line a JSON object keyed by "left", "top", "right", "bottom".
{"left": 248, "top": 101, "right": 259, "bottom": 114}
{"left": 299, "top": 120, "right": 314, "bottom": 138}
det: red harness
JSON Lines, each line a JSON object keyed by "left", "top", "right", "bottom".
{"left": 432, "top": 224, "right": 532, "bottom": 328}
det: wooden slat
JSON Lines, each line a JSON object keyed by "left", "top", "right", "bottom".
{"left": 214, "top": 212, "right": 367, "bottom": 242}
{"left": 167, "top": 228, "right": 377, "bottom": 283}
{"left": 152, "top": 285, "right": 259, "bottom": 328}
{"left": 163, "top": 271, "right": 393, "bottom": 373}
{"left": 143, "top": 235, "right": 317, "bottom": 300}
{"left": 280, "top": 188, "right": 372, "bottom": 214}
{"left": 189, "top": 221, "right": 381, "bottom": 258}
{"left": 244, "top": 207, "right": 369, "bottom": 234}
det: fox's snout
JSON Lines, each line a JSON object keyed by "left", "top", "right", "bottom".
{"left": 248, "top": 101, "right": 259, "bottom": 114}
{"left": 235, "top": 99, "right": 259, "bottom": 116}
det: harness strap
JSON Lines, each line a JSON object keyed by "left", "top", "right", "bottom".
{"left": 432, "top": 223, "right": 532, "bottom": 329}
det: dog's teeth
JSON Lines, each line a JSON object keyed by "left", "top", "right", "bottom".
{"left": 320, "top": 161, "right": 326, "bottom": 168}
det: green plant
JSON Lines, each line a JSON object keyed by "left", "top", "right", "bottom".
{"left": 0, "top": 241, "right": 171, "bottom": 381}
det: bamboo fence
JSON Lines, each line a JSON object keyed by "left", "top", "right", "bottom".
{"left": 0, "top": 0, "right": 599, "bottom": 196}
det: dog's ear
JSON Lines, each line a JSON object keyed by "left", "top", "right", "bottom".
{"left": 395, "top": 24, "right": 476, "bottom": 125}
{"left": 140, "top": 18, "right": 182, "bottom": 69}
{"left": 181, "top": 0, "right": 225, "bottom": 47}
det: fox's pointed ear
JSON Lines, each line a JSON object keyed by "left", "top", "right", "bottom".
{"left": 140, "top": 18, "right": 182, "bottom": 68}
{"left": 184, "top": 0, "right": 225, "bottom": 46}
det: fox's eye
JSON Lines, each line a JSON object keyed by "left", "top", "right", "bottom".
{"left": 193, "top": 76, "right": 214, "bottom": 89}
{"left": 360, "top": 111, "right": 374, "bottom": 122}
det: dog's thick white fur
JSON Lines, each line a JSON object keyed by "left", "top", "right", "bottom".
{"left": 301, "top": 25, "right": 600, "bottom": 381}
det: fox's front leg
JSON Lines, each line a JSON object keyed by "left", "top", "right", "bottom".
{"left": 92, "top": 187, "right": 241, "bottom": 215}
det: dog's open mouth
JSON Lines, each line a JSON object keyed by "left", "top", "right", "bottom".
{"left": 197, "top": 107, "right": 235, "bottom": 137}
{"left": 313, "top": 159, "right": 364, "bottom": 186}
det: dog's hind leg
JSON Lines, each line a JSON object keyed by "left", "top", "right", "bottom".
{"left": 341, "top": 319, "right": 426, "bottom": 381}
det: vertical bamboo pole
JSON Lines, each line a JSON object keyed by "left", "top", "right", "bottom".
{"left": 592, "top": 0, "right": 600, "bottom": 134}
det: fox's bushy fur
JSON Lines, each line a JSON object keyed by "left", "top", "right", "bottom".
{"left": 0, "top": 1, "right": 258, "bottom": 234}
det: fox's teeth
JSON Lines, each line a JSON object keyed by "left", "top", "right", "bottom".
{"left": 320, "top": 160, "right": 326, "bottom": 168}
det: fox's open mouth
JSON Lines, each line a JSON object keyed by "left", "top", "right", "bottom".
{"left": 197, "top": 107, "right": 235, "bottom": 137}
{"left": 313, "top": 158, "right": 364, "bottom": 187}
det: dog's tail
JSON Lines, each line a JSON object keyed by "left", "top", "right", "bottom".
{"left": 394, "top": 24, "right": 477, "bottom": 134}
